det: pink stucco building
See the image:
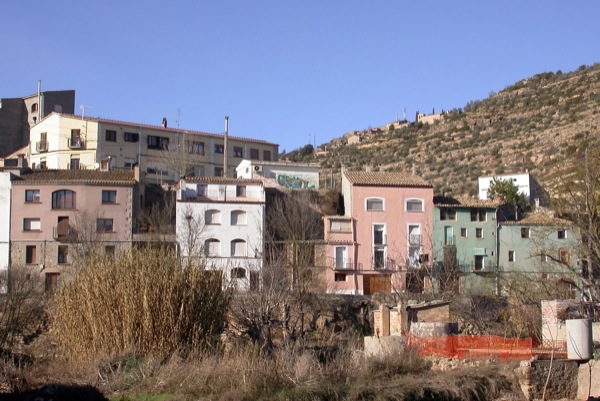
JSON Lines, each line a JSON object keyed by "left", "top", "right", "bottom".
{"left": 324, "top": 170, "right": 433, "bottom": 295}
{"left": 10, "top": 168, "right": 143, "bottom": 290}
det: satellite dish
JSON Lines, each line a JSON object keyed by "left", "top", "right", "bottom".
{"left": 94, "top": 162, "right": 100, "bottom": 169}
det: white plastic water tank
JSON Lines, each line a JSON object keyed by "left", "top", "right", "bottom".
{"left": 565, "top": 319, "right": 593, "bottom": 361}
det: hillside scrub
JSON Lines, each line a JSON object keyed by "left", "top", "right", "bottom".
{"left": 51, "top": 247, "right": 231, "bottom": 361}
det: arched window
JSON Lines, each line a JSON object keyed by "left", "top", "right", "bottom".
{"left": 405, "top": 198, "right": 424, "bottom": 212}
{"left": 204, "top": 239, "right": 220, "bottom": 257}
{"left": 31, "top": 103, "right": 38, "bottom": 113}
{"left": 205, "top": 209, "right": 221, "bottom": 225}
{"left": 231, "top": 239, "right": 247, "bottom": 257}
{"left": 52, "top": 190, "right": 76, "bottom": 209}
{"left": 231, "top": 267, "right": 246, "bottom": 279}
{"left": 231, "top": 210, "right": 247, "bottom": 225}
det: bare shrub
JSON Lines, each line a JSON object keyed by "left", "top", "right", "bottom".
{"left": 51, "top": 247, "right": 231, "bottom": 361}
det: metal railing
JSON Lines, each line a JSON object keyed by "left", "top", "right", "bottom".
{"left": 68, "top": 138, "right": 85, "bottom": 149}
{"left": 36, "top": 140, "right": 48, "bottom": 152}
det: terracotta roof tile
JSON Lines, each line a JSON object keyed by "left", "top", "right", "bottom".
{"left": 434, "top": 195, "right": 502, "bottom": 208}
{"left": 183, "top": 176, "right": 263, "bottom": 185}
{"left": 502, "top": 212, "right": 574, "bottom": 227}
{"left": 343, "top": 170, "right": 431, "bottom": 188}
{"left": 13, "top": 169, "right": 137, "bottom": 185}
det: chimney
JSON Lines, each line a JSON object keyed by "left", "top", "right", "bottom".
{"left": 162, "top": 117, "right": 167, "bottom": 128}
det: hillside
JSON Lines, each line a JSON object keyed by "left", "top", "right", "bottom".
{"left": 286, "top": 64, "right": 600, "bottom": 198}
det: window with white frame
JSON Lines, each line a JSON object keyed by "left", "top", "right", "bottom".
{"left": 508, "top": 250, "right": 515, "bottom": 262}
{"left": 405, "top": 199, "right": 424, "bottom": 212}
{"left": 558, "top": 229, "right": 568, "bottom": 239}
{"left": 373, "top": 224, "right": 386, "bottom": 268}
{"left": 23, "top": 218, "right": 41, "bottom": 231}
{"left": 334, "top": 246, "right": 348, "bottom": 269}
{"left": 330, "top": 219, "right": 351, "bottom": 232}
{"left": 366, "top": 198, "right": 384, "bottom": 211}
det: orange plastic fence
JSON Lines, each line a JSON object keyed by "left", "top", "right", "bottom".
{"left": 408, "top": 335, "right": 535, "bottom": 361}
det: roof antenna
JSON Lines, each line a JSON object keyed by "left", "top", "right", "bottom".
{"left": 80, "top": 105, "right": 92, "bottom": 123}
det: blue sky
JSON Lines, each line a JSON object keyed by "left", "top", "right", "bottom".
{"left": 2, "top": 1, "right": 599, "bottom": 153}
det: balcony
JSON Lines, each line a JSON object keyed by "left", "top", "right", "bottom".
{"left": 333, "top": 258, "right": 354, "bottom": 270}
{"left": 53, "top": 226, "right": 77, "bottom": 241}
{"left": 68, "top": 138, "right": 85, "bottom": 149}
{"left": 373, "top": 258, "right": 399, "bottom": 271}
{"left": 444, "top": 235, "right": 456, "bottom": 246}
{"left": 36, "top": 140, "right": 49, "bottom": 152}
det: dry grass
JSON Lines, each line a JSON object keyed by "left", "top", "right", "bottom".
{"left": 51, "top": 247, "right": 230, "bottom": 362}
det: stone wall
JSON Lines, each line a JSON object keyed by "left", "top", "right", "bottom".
{"left": 518, "top": 359, "right": 578, "bottom": 400}
{"left": 577, "top": 361, "right": 600, "bottom": 399}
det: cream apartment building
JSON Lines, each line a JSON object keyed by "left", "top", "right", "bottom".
{"left": 28, "top": 113, "right": 279, "bottom": 184}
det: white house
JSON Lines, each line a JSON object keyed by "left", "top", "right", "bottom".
{"left": 236, "top": 159, "right": 320, "bottom": 190}
{"left": 176, "top": 176, "right": 265, "bottom": 290}
{"left": 0, "top": 170, "right": 12, "bottom": 293}
{"left": 478, "top": 173, "right": 532, "bottom": 203}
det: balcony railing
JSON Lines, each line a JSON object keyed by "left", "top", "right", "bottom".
{"left": 458, "top": 263, "right": 498, "bottom": 274}
{"left": 333, "top": 258, "right": 353, "bottom": 270}
{"left": 53, "top": 226, "right": 77, "bottom": 241}
{"left": 373, "top": 258, "right": 399, "bottom": 271}
{"left": 444, "top": 235, "right": 456, "bottom": 246}
{"left": 36, "top": 140, "right": 48, "bottom": 152}
{"left": 68, "top": 138, "right": 85, "bottom": 149}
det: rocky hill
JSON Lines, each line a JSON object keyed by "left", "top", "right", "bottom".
{"left": 287, "top": 64, "right": 600, "bottom": 199}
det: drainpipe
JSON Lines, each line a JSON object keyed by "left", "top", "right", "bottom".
{"left": 495, "top": 208, "right": 500, "bottom": 296}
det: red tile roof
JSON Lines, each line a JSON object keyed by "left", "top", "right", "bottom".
{"left": 183, "top": 176, "right": 263, "bottom": 185}
{"left": 343, "top": 170, "right": 431, "bottom": 188}
{"left": 13, "top": 169, "right": 137, "bottom": 185}
{"left": 501, "top": 212, "right": 574, "bottom": 227}
{"left": 434, "top": 195, "right": 502, "bottom": 208}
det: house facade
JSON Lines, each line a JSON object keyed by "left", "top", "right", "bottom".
{"left": 236, "top": 159, "right": 320, "bottom": 190}
{"left": 176, "top": 177, "right": 265, "bottom": 290}
{"left": 433, "top": 196, "right": 501, "bottom": 295}
{"left": 498, "top": 212, "right": 581, "bottom": 298}
{"left": 10, "top": 168, "right": 142, "bottom": 290}
{"left": 28, "top": 113, "right": 279, "bottom": 184}
{"left": 0, "top": 90, "right": 75, "bottom": 158}
{"left": 323, "top": 170, "right": 433, "bottom": 295}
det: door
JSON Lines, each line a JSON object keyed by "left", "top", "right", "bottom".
{"left": 444, "top": 226, "right": 453, "bottom": 245}
{"left": 364, "top": 275, "right": 391, "bottom": 295}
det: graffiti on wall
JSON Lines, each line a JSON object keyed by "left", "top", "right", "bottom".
{"left": 276, "top": 173, "right": 318, "bottom": 190}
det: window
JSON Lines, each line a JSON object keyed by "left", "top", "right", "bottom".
{"left": 52, "top": 190, "right": 76, "bottom": 209}
{"left": 559, "top": 249, "right": 570, "bottom": 264}
{"left": 249, "top": 148, "right": 259, "bottom": 160}
{"left": 366, "top": 198, "right": 384, "bottom": 211}
{"left": 205, "top": 209, "right": 221, "bottom": 225}
{"left": 263, "top": 150, "right": 272, "bottom": 161}
{"left": 105, "top": 130, "right": 117, "bottom": 142}
{"left": 231, "top": 268, "right": 246, "bottom": 279}
{"left": 335, "top": 246, "right": 348, "bottom": 269}
{"left": 471, "top": 209, "right": 487, "bottom": 222}
{"left": 205, "top": 239, "right": 221, "bottom": 257}
{"left": 236, "top": 185, "right": 246, "bottom": 197}
{"left": 508, "top": 250, "right": 515, "bottom": 262}
{"left": 187, "top": 141, "right": 204, "bottom": 155}
{"left": 373, "top": 224, "right": 386, "bottom": 268}
{"left": 440, "top": 208, "right": 456, "bottom": 220}
{"left": 334, "top": 273, "right": 347, "bottom": 282}
{"left": 196, "top": 184, "right": 207, "bottom": 197}
{"left": 25, "top": 190, "right": 40, "bottom": 203}
{"left": 475, "top": 228, "right": 483, "bottom": 239}
{"left": 231, "top": 239, "right": 247, "bottom": 257}
{"left": 58, "top": 245, "right": 69, "bottom": 264}
{"left": 521, "top": 227, "right": 530, "bottom": 239}
{"left": 23, "top": 218, "right": 41, "bottom": 231}
{"left": 460, "top": 228, "right": 467, "bottom": 238}
{"left": 124, "top": 159, "right": 137, "bottom": 169}
{"left": 102, "top": 190, "right": 117, "bottom": 204}
{"left": 233, "top": 147, "right": 243, "bottom": 157}
{"left": 405, "top": 199, "right": 424, "bottom": 212}
{"left": 215, "top": 144, "right": 224, "bottom": 154}
{"left": 474, "top": 255, "right": 484, "bottom": 271}
{"left": 147, "top": 135, "right": 168, "bottom": 150}
{"left": 231, "top": 210, "right": 247, "bottom": 225}
{"left": 70, "top": 129, "right": 82, "bottom": 148}
{"left": 45, "top": 273, "right": 60, "bottom": 292}
{"left": 25, "top": 245, "right": 37, "bottom": 264}
{"left": 70, "top": 158, "right": 80, "bottom": 170}
{"left": 105, "top": 246, "right": 116, "bottom": 260}
{"left": 214, "top": 167, "right": 223, "bottom": 177}
{"left": 31, "top": 103, "right": 38, "bottom": 113}
{"left": 124, "top": 132, "right": 139, "bottom": 142}
{"left": 96, "top": 218, "right": 114, "bottom": 233}
{"left": 330, "top": 219, "right": 351, "bottom": 232}
{"left": 558, "top": 229, "right": 567, "bottom": 239}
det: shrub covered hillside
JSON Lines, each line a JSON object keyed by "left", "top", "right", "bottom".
{"left": 290, "top": 64, "right": 600, "bottom": 198}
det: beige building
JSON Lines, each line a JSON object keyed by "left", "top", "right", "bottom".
{"left": 28, "top": 113, "right": 279, "bottom": 184}
{"left": 10, "top": 168, "right": 143, "bottom": 290}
